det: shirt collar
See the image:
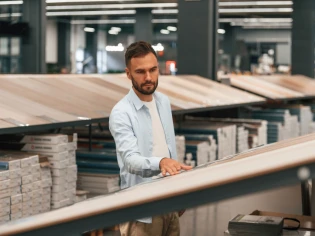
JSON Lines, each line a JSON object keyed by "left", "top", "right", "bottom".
{"left": 128, "top": 88, "right": 160, "bottom": 111}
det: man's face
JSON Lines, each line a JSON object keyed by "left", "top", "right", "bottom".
{"left": 126, "top": 52, "right": 159, "bottom": 95}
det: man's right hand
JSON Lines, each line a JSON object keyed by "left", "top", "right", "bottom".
{"left": 159, "top": 158, "right": 192, "bottom": 176}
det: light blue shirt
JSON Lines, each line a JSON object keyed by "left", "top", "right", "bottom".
{"left": 109, "top": 89, "right": 177, "bottom": 223}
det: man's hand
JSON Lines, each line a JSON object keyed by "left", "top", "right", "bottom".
{"left": 159, "top": 158, "right": 192, "bottom": 176}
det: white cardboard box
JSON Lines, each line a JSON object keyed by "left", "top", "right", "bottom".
{"left": 42, "top": 187, "right": 51, "bottom": 196}
{"left": 0, "top": 170, "right": 9, "bottom": 181}
{"left": 21, "top": 167, "right": 33, "bottom": 177}
{"left": 11, "top": 194, "right": 22, "bottom": 205}
{"left": 24, "top": 143, "right": 68, "bottom": 153}
{"left": 42, "top": 193, "right": 51, "bottom": 203}
{"left": 66, "top": 188, "right": 76, "bottom": 199}
{"left": 33, "top": 205, "right": 42, "bottom": 215}
{"left": 20, "top": 157, "right": 32, "bottom": 169}
{"left": 32, "top": 181, "right": 41, "bottom": 190}
{"left": 52, "top": 176, "right": 66, "bottom": 185}
{"left": 0, "top": 214, "right": 10, "bottom": 223}
{"left": 52, "top": 183, "right": 67, "bottom": 193}
{"left": 21, "top": 183, "right": 32, "bottom": 193}
{"left": 0, "top": 179, "right": 10, "bottom": 190}
{"left": 0, "top": 158, "right": 20, "bottom": 170}
{"left": 68, "top": 150, "right": 75, "bottom": 159}
{"left": 22, "top": 191, "right": 33, "bottom": 202}
{"left": 67, "top": 173, "right": 77, "bottom": 183}
{"left": 51, "top": 198, "right": 69, "bottom": 209}
{"left": 32, "top": 197, "right": 42, "bottom": 206}
{"left": 68, "top": 154, "right": 76, "bottom": 166}
{"left": 10, "top": 212, "right": 22, "bottom": 221}
{"left": 0, "top": 205, "right": 10, "bottom": 216}
{"left": 10, "top": 186, "right": 21, "bottom": 195}
{"left": 29, "top": 155, "right": 39, "bottom": 165}
{"left": 10, "top": 178, "right": 21, "bottom": 188}
{"left": 9, "top": 169, "right": 21, "bottom": 179}
{"left": 19, "top": 134, "right": 68, "bottom": 145}
{"left": 67, "top": 181, "right": 76, "bottom": 190}
{"left": 31, "top": 164, "right": 41, "bottom": 173}
{"left": 51, "top": 191, "right": 67, "bottom": 202}
{"left": 22, "top": 200, "right": 32, "bottom": 210}
{"left": 75, "top": 195, "right": 87, "bottom": 203}
{"left": 51, "top": 168, "right": 67, "bottom": 177}
{"left": 67, "top": 165, "right": 77, "bottom": 176}
{"left": 41, "top": 203, "right": 50, "bottom": 212}
{"left": 11, "top": 202, "right": 22, "bottom": 214}
{"left": 0, "top": 189, "right": 11, "bottom": 200}
{"left": 0, "top": 197, "right": 10, "bottom": 207}
{"left": 41, "top": 152, "right": 68, "bottom": 162}
{"left": 22, "top": 175, "right": 33, "bottom": 185}
{"left": 32, "top": 189, "right": 42, "bottom": 199}
{"left": 50, "top": 159, "right": 69, "bottom": 169}
{"left": 32, "top": 172, "right": 41, "bottom": 182}
{"left": 40, "top": 168, "right": 51, "bottom": 179}
{"left": 67, "top": 142, "right": 77, "bottom": 151}
{"left": 41, "top": 178, "right": 52, "bottom": 188}
{"left": 22, "top": 209, "right": 32, "bottom": 217}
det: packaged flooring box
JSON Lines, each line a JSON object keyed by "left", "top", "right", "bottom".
{"left": 22, "top": 191, "right": 33, "bottom": 202}
{"left": 51, "top": 168, "right": 67, "bottom": 177}
{"left": 250, "top": 210, "right": 315, "bottom": 231}
{"left": 0, "top": 205, "right": 10, "bottom": 216}
{"left": 0, "top": 197, "right": 10, "bottom": 208}
{"left": 10, "top": 212, "right": 22, "bottom": 221}
{"left": 41, "top": 178, "right": 52, "bottom": 188}
{"left": 51, "top": 191, "right": 67, "bottom": 202}
{"left": 9, "top": 178, "right": 21, "bottom": 188}
{"left": 50, "top": 159, "right": 69, "bottom": 169}
{"left": 22, "top": 175, "right": 33, "bottom": 185}
{"left": 10, "top": 202, "right": 22, "bottom": 215}
{"left": 0, "top": 214, "right": 9, "bottom": 224}
{"left": 11, "top": 194, "right": 22, "bottom": 205}
{"left": 21, "top": 167, "right": 32, "bottom": 177}
{"left": 0, "top": 134, "right": 68, "bottom": 145}
{"left": 0, "top": 151, "right": 38, "bottom": 168}
{"left": 39, "top": 152, "right": 68, "bottom": 162}
{"left": 0, "top": 179, "right": 10, "bottom": 190}
{"left": 31, "top": 164, "right": 41, "bottom": 174}
{"left": 10, "top": 186, "right": 21, "bottom": 196}
{"left": 40, "top": 168, "right": 51, "bottom": 180}
{"left": 0, "top": 143, "right": 68, "bottom": 153}
{"left": 0, "top": 188, "right": 10, "bottom": 199}
{"left": 0, "top": 170, "right": 9, "bottom": 181}
{"left": 32, "top": 189, "right": 42, "bottom": 199}
{"left": 21, "top": 183, "right": 32, "bottom": 193}
{"left": 9, "top": 169, "right": 21, "bottom": 179}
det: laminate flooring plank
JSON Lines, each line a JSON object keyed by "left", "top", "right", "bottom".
{"left": 0, "top": 78, "right": 102, "bottom": 118}
{"left": 179, "top": 75, "right": 266, "bottom": 102}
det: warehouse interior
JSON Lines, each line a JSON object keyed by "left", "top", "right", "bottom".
{"left": 0, "top": 0, "right": 315, "bottom": 236}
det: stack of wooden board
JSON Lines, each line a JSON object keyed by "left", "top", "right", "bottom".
{"left": 228, "top": 75, "right": 305, "bottom": 99}
{"left": 0, "top": 74, "right": 265, "bottom": 131}
{"left": 0, "top": 134, "right": 78, "bottom": 210}
{"left": 77, "top": 173, "right": 119, "bottom": 196}
{"left": 252, "top": 109, "right": 300, "bottom": 143}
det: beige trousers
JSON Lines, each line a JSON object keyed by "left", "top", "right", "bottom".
{"left": 119, "top": 212, "right": 180, "bottom": 236}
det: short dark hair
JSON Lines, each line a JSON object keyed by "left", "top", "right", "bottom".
{"left": 125, "top": 41, "right": 157, "bottom": 67}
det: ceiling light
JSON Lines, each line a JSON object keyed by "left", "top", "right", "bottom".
{"left": 47, "top": 10, "right": 135, "bottom": 16}
{"left": 110, "top": 27, "right": 121, "bottom": 32}
{"left": 219, "top": 8, "right": 292, "bottom": 13}
{"left": 0, "top": 1, "right": 22, "bottom": 5}
{"left": 72, "top": 19, "right": 135, "bottom": 24}
{"left": 243, "top": 25, "right": 291, "bottom": 29}
{"left": 217, "top": 29, "right": 225, "bottom": 34}
{"left": 152, "top": 19, "right": 178, "bottom": 24}
{"left": 152, "top": 43, "right": 164, "bottom": 52}
{"left": 219, "top": 18, "right": 292, "bottom": 23}
{"left": 219, "top": 1, "right": 293, "bottom": 7}
{"left": 160, "top": 29, "right": 170, "bottom": 35}
{"left": 152, "top": 9, "right": 178, "bottom": 14}
{"left": 0, "top": 13, "right": 22, "bottom": 18}
{"left": 84, "top": 27, "right": 95, "bottom": 33}
{"left": 167, "top": 26, "right": 177, "bottom": 32}
{"left": 108, "top": 30, "right": 119, "bottom": 35}
{"left": 47, "top": 3, "right": 177, "bottom": 10}
{"left": 106, "top": 43, "right": 124, "bottom": 52}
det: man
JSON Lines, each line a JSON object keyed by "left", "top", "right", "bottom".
{"left": 109, "top": 41, "right": 192, "bottom": 236}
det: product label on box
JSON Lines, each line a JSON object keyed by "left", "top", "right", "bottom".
{"left": 24, "top": 143, "right": 68, "bottom": 153}
{"left": 42, "top": 151, "right": 68, "bottom": 162}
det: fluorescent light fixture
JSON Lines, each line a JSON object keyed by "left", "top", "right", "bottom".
{"left": 219, "top": 18, "right": 292, "bottom": 23}
{"left": 47, "top": 10, "right": 135, "bottom": 16}
{"left": 72, "top": 19, "right": 135, "bottom": 24}
{"left": 0, "top": 13, "right": 22, "bottom": 18}
{"left": 217, "top": 29, "right": 225, "bottom": 34}
{"left": 106, "top": 43, "right": 124, "bottom": 52}
{"left": 167, "top": 26, "right": 177, "bottom": 32}
{"left": 152, "top": 43, "right": 164, "bottom": 52}
{"left": 152, "top": 9, "right": 178, "bottom": 14}
{"left": 47, "top": 3, "right": 177, "bottom": 10}
{"left": 84, "top": 27, "right": 95, "bottom": 33}
{"left": 219, "top": 1, "right": 293, "bottom": 7}
{"left": 108, "top": 30, "right": 118, "bottom": 35}
{"left": 160, "top": 29, "right": 170, "bottom": 35}
{"left": 111, "top": 27, "right": 121, "bottom": 32}
{"left": 219, "top": 8, "right": 292, "bottom": 13}
{"left": 243, "top": 25, "right": 291, "bottom": 29}
{"left": 152, "top": 19, "right": 178, "bottom": 24}
{"left": 232, "top": 22, "right": 292, "bottom": 27}
{"left": 0, "top": 1, "right": 22, "bottom": 5}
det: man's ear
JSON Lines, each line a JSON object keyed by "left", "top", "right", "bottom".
{"left": 125, "top": 67, "right": 131, "bottom": 80}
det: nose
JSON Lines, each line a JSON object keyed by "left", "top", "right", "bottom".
{"left": 145, "top": 71, "right": 152, "bottom": 82}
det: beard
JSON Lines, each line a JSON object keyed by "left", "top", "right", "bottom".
{"left": 131, "top": 75, "right": 158, "bottom": 95}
